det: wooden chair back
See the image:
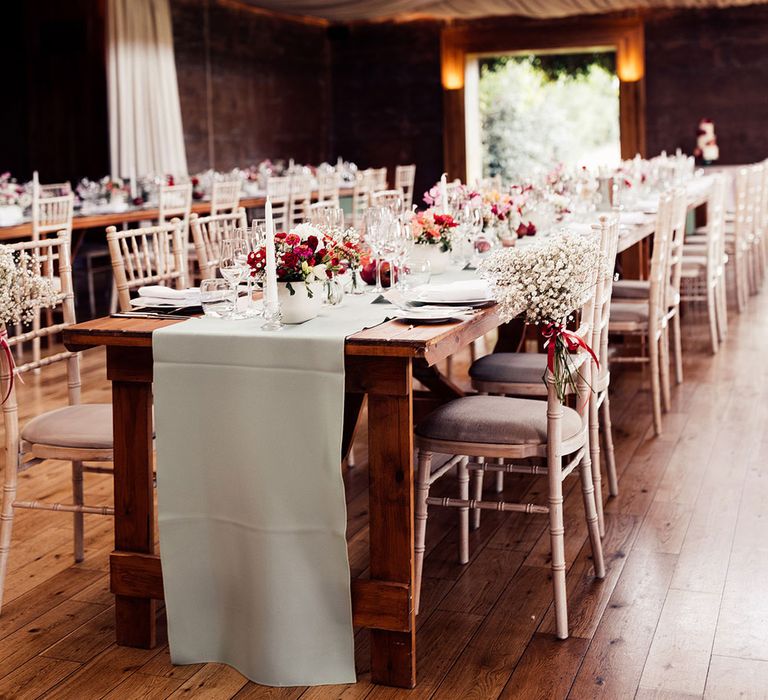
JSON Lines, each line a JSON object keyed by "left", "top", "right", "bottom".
{"left": 210, "top": 180, "right": 241, "bottom": 215}
{"left": 591, "top": 214, "right": 620, "bottom": 385}
{"left": 190, "top": 208, "right": 248, "bottom": 280}
{"left": 288, "top": 174, "right": 312, "bottom": 227}
{"left": 266, "top": 176, "right": 290, "bottom": 231}
{"left": 316, "top": 171, "right": 340, "bottom": 207}
{"left": 107, "top": 220, "right": 187, "bottom": 312}
{"left": 159, "top": 183, "right": 193, "bottom": 237}
{"left": 395, "top": 164, "right": 416, "bottom": 209}
{"left": 706, "top": 175, "right": 727, "bottom": 285}
{"left": 351, "top": 173, "right": 369, "bottom": 229}
{"left": 648, "top": 192, "right": 675, "bottom": 331}
{"left": 1, "top": 235, "right": 80, "bottom": 407}
{"left": 732, "top": 168, "right": 750, "bottom": 259}
{"left": 372, "top": 189, "right": 404, "bottom": 214}
{"left": 667, "top": 187, "right": 688, "bottom": 307}
{"left": 32, "top": 193, "right": 74, "bottom": 241}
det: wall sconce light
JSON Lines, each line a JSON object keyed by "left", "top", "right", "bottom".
{"left": 617, "top": 27, "right": 645, "bottom": 82}
{"left": 441, "top": 33, "right": 465, "bottom": 90}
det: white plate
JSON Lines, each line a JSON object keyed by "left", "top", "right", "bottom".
{"left": 130, "top": 297, "right": 200, "bottom": 309}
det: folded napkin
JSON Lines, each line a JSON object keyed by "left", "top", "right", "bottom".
{"left": 416, "top": 279, "right": 491, "bottom": 302}
{"left": 619, "top": 211, "right": 652, "bottom": 226}
{"left": 635, "top": 198, "right": 660, "bottom": 212}
{"left": 563, "top": 222, "right": 597, "bottom": 235}
{"left": 137, "top": 285, "right": 201, "bottom": 303}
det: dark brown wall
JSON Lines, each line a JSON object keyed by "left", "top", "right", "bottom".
{"left": 0, "top": 0, "right": 109, "bottom": 182}
{"left": 645, "top": 5, "right": 768, "bottom": 163}
{"left": 170, "top": 0, "right": 331, "bottom": 173}
{"left": 329, "top": 20, "right": 444, "bottom": 201}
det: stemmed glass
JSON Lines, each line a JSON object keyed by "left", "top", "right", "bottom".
{"left": 389, "top": 215, "right": 412, "bottom": 290}
{"left": 219, "top": 238, "right": 248, "bottom": 318}
{"left": 364, "top": 207, "right": 387, "bottom": 294}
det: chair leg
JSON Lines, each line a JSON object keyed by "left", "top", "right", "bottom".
{"left": 414, "top": 450, "right": 432, "bottom": 615}
{"left": 671, "top": 311, "right": 683, "bottom": 385}
{"left": 706, "top": 284, "right": 719, "bottom": 355}
{"left": 588, "top": 393, "right": 605, "bottom": 538}
{"left": 457, "top": 457, "right": 469, "bottom": 565}
{"left": 471, "top": 467, "right": 483, "bottom": 530}
{"left": 547, "top": 452, "right": 568, "bottom": 640}
{"left": 72, "top": 461, "right": 84, "bottom": 563}
{"left": 649, "top": 336, "right": 663, "bottom": 436}
{"left": 716, "top": 276, "right": 728, "bottom": 342}
{"left": 578, "top": 450, "right": 606, "bottom": 580}
{"left": 658, "top": 327, "right": 671, "bottom": 413}
{"left": 601, "top": 393, "right": 619, "bottom": 498}
{"left": 0, "top": 459, "right": 18, "bottom": 616}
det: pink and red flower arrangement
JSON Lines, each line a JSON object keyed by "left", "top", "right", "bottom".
{"left": 410, "top": 210, "right": 458, "bottom": 252}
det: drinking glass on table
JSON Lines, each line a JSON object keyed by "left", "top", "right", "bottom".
{"left": 200, "top": 279, "right": 235, "bottom": 318}
{"left": 364, "top": 207, "right": 387, "bottom": 294}
{"left": 219, "top": 238, "right": 248, "bottom": 317}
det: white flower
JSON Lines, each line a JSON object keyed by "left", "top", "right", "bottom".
{"left": 312, "top": 263, "right": 327, "bottom": 281}
{"left": 0, "top": 246, "right": 58, "bottom": 326}
{"left": 292, "top": 222, "right": 322, "bottom": 241}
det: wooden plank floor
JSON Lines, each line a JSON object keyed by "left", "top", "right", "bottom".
{"left": 2, "top": 290, "right": 768, "bottom": 699}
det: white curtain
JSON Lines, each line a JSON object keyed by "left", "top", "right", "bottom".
{"left": 108, "top": 0, "right": 188, "bottom": 179}
{"left": 246, "top": 0, "right": 765, "bottom": 21}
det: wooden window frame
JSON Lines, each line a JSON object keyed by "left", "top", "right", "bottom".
{"left": 441, "top": 15, "right": 646, "bottom": 181}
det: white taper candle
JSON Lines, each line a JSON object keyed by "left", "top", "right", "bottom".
{"left": 440, "top": 172, "right": 448, "bottom": 212}
{"left": 264, "top": 197, "right": 279, "bottom": 311}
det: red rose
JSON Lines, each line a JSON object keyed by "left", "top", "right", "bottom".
{"left": 307, "top": 235, "right": 319, "bottom": 251}
{"left": 275, "top": 232, "right": 287, "bottom": 240}
{"left": 282, "top": 251, "right": 298, "bottom": 267}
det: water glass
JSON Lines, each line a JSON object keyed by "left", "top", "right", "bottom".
{"left": 400, "top": 257, "right": 431, "bottom": 290}
{"left": 201, "top": 279, "right": 235, "bottom": 318}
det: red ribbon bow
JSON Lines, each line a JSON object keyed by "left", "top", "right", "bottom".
{"left": 0, "top": 331, "right": 16, "bottom": 404}
{"left": 541, "top": 323, "right": 599, "bottom": 374}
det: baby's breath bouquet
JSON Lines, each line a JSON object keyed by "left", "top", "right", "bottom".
{"left": 0, "top": 245, "right": 59, "bottom": 401}
{"left": 0, "top": 246, "right": 58, "bottom": 326}
{"left": 480, "top": 231, "right": 603, "bottom": 399}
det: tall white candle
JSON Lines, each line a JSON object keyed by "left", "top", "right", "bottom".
{"left": 439, "top": 172, "right": 448, "bottom": 212}
{"left": 264, "top": 197, "right": 279, "bottom": 311}
{"left": 129, "top": 164, "right": 137, "bottom": 200}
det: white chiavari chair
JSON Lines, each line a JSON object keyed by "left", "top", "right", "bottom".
{"left": 371, "top": 189, "right": 404, "bottom": 214}
{"left": 25, "top": 190, "right": 75, "bottom": 366}
{"left": 316, "top": 171, "right": 340, "bottom": 207}
{"left": 107, "top": 219, "right": 187, "bottom": 312}
{"left": 210, "top": 180, "right": 241, "bottom": 215}
{"left": 609, "top": 192, "right": 674, "bottom": 435}
{"left": 266, "top": 176, "right": 290, "bottom": 231}
{"left": 395, "top": 164, "right": 416, "bottom": 210}
{"left": 469, "top": 215, "right": 620, "bottom": 536}
{"left": 351, "top": 173, "right": 369, "bottom": 230}
{"left": 680, "top": 175, "right": 727, "bottom": 353}
{"left": 190, "top": 208, "right": 248, "bottom": 280}
{"left": 413, "top": 247, "right": 606, "bottom": 638}
{"left": 159, "top": 183, "right": 193, "bottom": 238}
{"left": 288, "top": 175, "right": 312, "bottom": 227}
{"left": 746, "top": 163, "right": 765, "bottom": 295}
{"left": 0, "top": 234, "right": 114, "bottom": 613}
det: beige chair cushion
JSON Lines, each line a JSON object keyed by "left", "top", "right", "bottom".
{"left": 610, "top": 302, "right": 650, "bottom": 324}
{"left": 681, "top": 256, "right": 708, "bottom": 277}
{"left": 415, "top": 395, "right": 582, "bottom": 446}
{"left": 469, "top": 352, "right": 547, "bottom": 385}
{"left": 22, "top": 404, "right": 113, "bottom": 450}
{"left": 612, "top": 280, "right": 678, "bottom": 305}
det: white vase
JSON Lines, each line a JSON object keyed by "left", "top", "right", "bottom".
{"left": 411, "top": 245, "right": 450, "bottom": 275}
{"left": 277, "top": 281, "right": 323, "bottom": 324}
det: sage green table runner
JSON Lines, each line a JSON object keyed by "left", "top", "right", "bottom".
{"left": 153, "top": 294, "right": 395, "bottom": 686}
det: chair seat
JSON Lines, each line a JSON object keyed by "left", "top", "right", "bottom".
{"left": 469, "top": 352, "right": 547, "bottom": 385}
{"left": 610, "top": 302, "right": 650, "bottom": 324}
{"left": 415, "top": 395, "right": 582, "bottom": 446}
{"left": 22, "top": 404, "right": 113, "bottom": 450}
{"left": 681, "top": 256, "right": 708, "bottom": 276}
{"left": 612, "top": 280, "right": 679, "bottom": 306}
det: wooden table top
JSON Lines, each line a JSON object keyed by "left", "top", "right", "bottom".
{"left": 0, "top": 187, "right": 355, "bottom": 241}
{"left": 63, "top": 304, "right": 502, "bottom": 366}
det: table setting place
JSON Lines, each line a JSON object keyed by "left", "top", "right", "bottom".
{"left": 120, "top": 158, "right": 715, "bottom": 688}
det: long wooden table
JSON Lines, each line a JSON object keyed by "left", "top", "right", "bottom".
{"left": 0, "top": 187, "right": 355, "bottom": 241}
{"left": 62, "top": 306, "right": 502, "bottom": 689}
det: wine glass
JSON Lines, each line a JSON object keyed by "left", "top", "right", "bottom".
{"left": 364, "top": 207, "right": 386, "bottom": 294}
{"left": 389, "top": 216, "right": 412, "bottom": 290}
{"left": 219, "top": 238, "right": 247, "bottom": 318}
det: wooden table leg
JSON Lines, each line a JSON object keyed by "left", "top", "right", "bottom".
{"left": 107, "top": 347, "right": 157, "bottom": 648}
{"left": 366, "top": 356, "right": 416, "bottom": 688}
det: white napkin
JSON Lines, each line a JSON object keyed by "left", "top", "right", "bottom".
{"left": 619, "top": 211, "right": 652, "bottom": 226}
{"left": 415, "top": 279, "right": 491, "bottom": 302}
{"left": 635, "top": 198, "right": 660, "bottom": 212}
{"left": 138, "top": 285, "right": 201, "bottom": 303}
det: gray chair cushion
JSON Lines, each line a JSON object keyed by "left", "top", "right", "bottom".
{"left": 22, "top": 403, "right": 113, "bottom": 450}
{"left": 415, "top": 395, "right": 582, "bottom": 446}
{"left": 610, "top": 302, "right": 650, "bottom": 323}
{"left": 612, "top": 279, "right": 650, "bottom": 299}
{"left": 469, "top": 352, "right": 547, "bottom": 385}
